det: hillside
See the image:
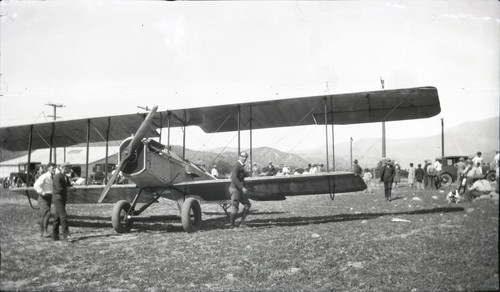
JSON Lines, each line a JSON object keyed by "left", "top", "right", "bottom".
{"left": 177, "top": 146, "right": 309, "bottom": 175}
{"left": 296, "top": 116, "right": 499, "bottom": 170}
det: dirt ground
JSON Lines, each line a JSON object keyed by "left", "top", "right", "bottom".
{"left": 0, "top": 181, "right": 498, "bottom": 291}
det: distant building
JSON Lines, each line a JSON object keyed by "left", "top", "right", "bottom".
{"left": 0, "top": 146, "right": 119, "bottom": 178}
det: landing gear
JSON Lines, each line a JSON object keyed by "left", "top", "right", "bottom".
{"left": 112, "top": 200, "right": 133, "bottom": 233}
{"left": 220, "top": 203, "right": 230, "bottom": 217}
{"left": 330, "top": 193, "right": 335, "bottom": 200}
{"left": 181, "top": 197, "right": 202, "bottom": 233}
{"left": 110, "top": 189, "right": 203, "bottom": 234}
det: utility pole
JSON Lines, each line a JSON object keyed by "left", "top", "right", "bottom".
{"left": 46, "top": 102, "right": 65, "bottom": 164}
{"left": 350, "top": 137, "right": 353, "bottom": 171}
{"left": 380, "top": 77, "right": 386, "bottom": 158}
{"left": 441, "top": 118, "right": 444, "bottom": 156}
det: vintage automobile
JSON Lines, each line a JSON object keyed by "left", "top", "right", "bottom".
{"left": 7, "top": 162, "right": 42, "bottom": 188}
{"left": 439, "top": 155, "right": 496, "bottom": 187}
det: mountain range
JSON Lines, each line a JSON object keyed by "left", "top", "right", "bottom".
{"left": 1, "top": 116, "right": 498, "bottom": 173}
{"left": 295, "top": 116, "right": 499, "bottom": 170}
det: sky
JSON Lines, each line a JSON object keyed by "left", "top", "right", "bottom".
{"left": 0, "top": 0, "right": 499, "bottom": 155}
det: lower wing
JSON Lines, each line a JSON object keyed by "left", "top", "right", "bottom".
{"left": 11, "top": 172, "right": 366, "bottom": 204}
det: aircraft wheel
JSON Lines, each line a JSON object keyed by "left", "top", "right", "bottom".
{"left": 181, "top": 198, "right": 202, "bottom": 233}
{"left": 440, "top": 173, "right": 452, "bottom": 187}
{"left": 330, "top": 193, "right": 335, "bottom": 200}
{"left": 112, "top": 200, "right": 133, "bottom": 233}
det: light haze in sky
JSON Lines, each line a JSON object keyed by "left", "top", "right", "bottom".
{"left": 1, "top": 1, "right": 498, "bottom": 153}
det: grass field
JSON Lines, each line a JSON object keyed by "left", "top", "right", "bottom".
{"left": 1, "top": 182, "right": 498, "bottom": 291}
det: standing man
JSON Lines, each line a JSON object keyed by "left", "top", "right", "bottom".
{"left": 267, "top": 161, "right": 276, "bottom": 176}
{"left": 33, "top": 162, "right": 56, "bottom": 238}
{"left": 52, "top": 161, "right": 73, "bottom": 241}
{"left": 353, "top": 159, "right": 362, "bottom": 176}
{"left": 408, "top": 163, "right": 416, "bottom": 188}
{"left": 423, "top": 160, "right": 431, "bottom": 190}
{"left": 472, "top": 151, "right": 483, "bottom": 167}
{"left": 211, "top": 165, "right": 219, "bottom": 178}
{"left": 455, "top": 157, "right": 467, "bottom": 192}
{"left": 380, "top": 158, "right": 396, "bottom": 201}
{"left": 433, "top": 158, "right": 443, "bottom": 189}
{"left": 415, "top": 163, "right": 424, "bottom": 190}
{"left": 228, "top": 152, "right": 251, "bottom": 228}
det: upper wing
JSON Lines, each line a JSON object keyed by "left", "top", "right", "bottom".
{"left": 168, "top": 86, "right": 440, "bottom": 132}
{"left": 0, "top": 86, "right": 440, "bottom": 151}
{"left": 0, "top": 112, "right": 162, "bottom": 151}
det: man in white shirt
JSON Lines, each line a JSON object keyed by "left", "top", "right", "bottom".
{"left": 211, "top": 165, "right": 219, "bottom": 178}
{"left": 464, "top": 176, "right": 492, "bottom": 202}
{"left": 33, "top": 162, "right": 56, "bottom": 237}
{"left": 432, "top": 158, "right": 443, "bottom": 189}
{"left": 472, "top": 151, "right": 483, "bottom": 167}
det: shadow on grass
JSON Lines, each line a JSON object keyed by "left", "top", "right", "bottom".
{"left": 64, "top": 206, "right": 465, "bottom": 235}
{"left": 65, "top": 214, "right": 227, "bottom": 234}
{"left": 202, "top": 210, "right": 286, "bottom": 216}
{"left": 245, "top": 206, "right": 465, "bottom": 227}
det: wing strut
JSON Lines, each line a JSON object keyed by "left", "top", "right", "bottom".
{"left": 97, "top": 105, "right": 159, "bottom": 203}
{"left": 324, "top": 97, "right": 329, "bottom": 172}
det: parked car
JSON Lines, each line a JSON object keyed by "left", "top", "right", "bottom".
{"left": 439, "top": 155, "right": 496, "bottom": 187}
{"left": 8, "top": 162, "right": 42, "bottom": 187}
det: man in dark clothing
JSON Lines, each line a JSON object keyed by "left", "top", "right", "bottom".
{"left": 267, "top": 161, "right": 276, "bottom": 176}
{"left": 423, "top": 160, "right": 431, "bottom": 190}
{"left": 52, "top": 161, "right": 73, "bottom": 241}
{"left": 353, "top": 159, "right": 362, "bottom": 176}
{"left": 380, "top": 158, "right": 396, "bottom": 201}
{"left": 228, "top": 152, "right": 251, "bottom": 228}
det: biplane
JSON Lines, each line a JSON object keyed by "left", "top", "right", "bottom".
{"left": 0, "top": 86, "right": 440, "bottom": 233}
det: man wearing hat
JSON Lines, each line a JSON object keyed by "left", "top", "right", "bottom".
{"left": 52, "top": 161, "right": 73, "bottom": 241}
{"left": 211, "top": 165, "right": 219, "bottom": 178}
{"left": 464, "top": 174, "right": 492, "bottom": 202}
{"left": 472, "top": 151, "right": 483, "bottom": 168}
{"left": 455, "top": 157, "right": 467, "bottom": 193}
{"left": 380, "top": 158, "right": 396, "bottom": 201}
{"left": 353, "top": 159, "right": 362, "bottom": 176}
{"left": 33, "top": 162, "right": 56, "bottom": 238}
{"left": 228, "top": 152, "right": 252, "bottom": 228}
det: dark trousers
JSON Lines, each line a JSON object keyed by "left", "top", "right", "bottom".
{"left": 383, "top": 181, "right": 392, "bottom": 199}
{"left": 465, "top": 190, "right": 489, "bottom": 201}
{"left": 38, "top": 194, "right": 52, "bottom": 235}
{"left": 52, "top": 193, "right": 69, "bottom": 237}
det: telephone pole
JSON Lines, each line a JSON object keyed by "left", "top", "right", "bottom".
{"left": 46, "top": 102, "right": 65, "bottom": 164}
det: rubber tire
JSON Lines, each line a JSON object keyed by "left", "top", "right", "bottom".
{"left": 330, "top": 193, "right": 335, "bottom": 200}
{"left": 181, "top": 198, "right": 202, "bottom": 233}
{"left": 112, "top": 200, "right": 133, "bottom": 233}
{"left": 440, "top": 173, "right": 452, "bottom": 187}
{"left": 486, "top": 172, "right": 496, "bottom": 183}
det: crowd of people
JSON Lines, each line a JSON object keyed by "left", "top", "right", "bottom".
{"left": 354, "top": 150, "right": 498, "bottom": 204}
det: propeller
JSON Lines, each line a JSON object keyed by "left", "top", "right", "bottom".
{"left": 97, "top": 105, "right": 159, "bottom": 203}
